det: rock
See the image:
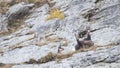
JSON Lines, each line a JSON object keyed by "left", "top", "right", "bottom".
{"left": 32, "top": 19, "right": 60, "bottom": 34}
{"left": 0, "top": 2, "right": 34, "bottom": 34}
{"left": 0, "top": 45, "right": 58, "bottom": 64}
{"left": 90, "top": 1, "right": 120, "bottom": 46}
{"left": 11, "top": 45, "right": 120, "bottom": 68}
{"left": 87, "top": 63, "right": 120, "bottom": 68}
{"left": 0, "top": 14, "right": 8, "bottom": 34}
{"left": 0, "top": 34, "right": 35, "bottom": 52}
{"left": 0, "top": 0, "right": 120, "bottom": 68}
{"left": 91, "top": 28, "right": 120, "bottom": 46}
{"left": 6, "top": 2, "right": 34, "bottom": 21}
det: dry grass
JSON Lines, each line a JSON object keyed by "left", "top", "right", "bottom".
{"left": 81, "top": 8, "right": 98, "bottom": 21}
{"left": 46, "top": 37, "right": 61, "bottom": 42}
{"left": 36, "top": 35, "right": 68, "bottom": 46}
{"left": 34, "top": 0, "right": 48, "bottom": 6}
{"left": 7, "top": 19, "right": 25, "bottom": 34}
{"left": 75, "top": 45, "right": 98, "bottom": 53}
{"left": 25, "top": 51, "right": 74, "bottom": 64}
{"left": 34, "top": 0, "right": 55, "bottom": 7}
{"left": 0, "top": 48, "right": 4, "bottom": 56}
{"left": 0, "top": 63, "right": 13, "bottom": 68}
{"left": 0, "top": 0, "right": 29, "bottom": 13}
{"left": 24, "top": 45, "right": 101, "bottom": 64}
{"left": 0, "top": 45, "right": 117, "bottom": 66}
{"left": 12, "top": 0, "right": 28, "bottom": 4}
{"left": 25, "top": 52, "right": 55, "bottom": 64}
{"left": 55, "top": 46, "right": 98, "bottom": 62}
{"left": 0, "top": 2, "right": 9, "bottom": 14}
{"left": 38, "top": 52, "right": 55, "bottom": 63}
{"left": 0, "top": 12, "right": 27, "bottom": 36}
{"left": 36, "top": 41, "right": 47, "bottom": 46}
{"left": 46, "top": 9, "right": 65, "bottom": 21}
{"left": 28, "top": 0, "right": 34, "bottom": 3}
{"left": 36, "top": 37, "right": 60, "bottom": 46}
{"left": 0, "top": 0, "right": 55, "bottom": 13}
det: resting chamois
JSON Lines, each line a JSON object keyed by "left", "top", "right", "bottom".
{"left": 75, "top": 30, "right": 94, "bottom": 50}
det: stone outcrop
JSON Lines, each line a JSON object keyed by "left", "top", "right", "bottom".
{"left": 0, "top": 0, "right": 120, "bottom": 68}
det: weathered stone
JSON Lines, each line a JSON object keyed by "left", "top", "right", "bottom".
{"left": 0, "top": 34, "right": 35, "bottom": 52}
{"left": 6, "top": 2, "right": 34, "bottom": 21}
{"left": 0, "top": 14, "right": 8, "bottom": 34}
{"left": 0, "top": 0, "right": 120, "bottom": 68}
{"left": 91, "top": 28, "right": 120, "bottom": 46}
{"left": 11, "top": 45, "right": 120, "bottom": 68}
{"left": 0, "top": 45, "right": 58, "bottom": 64}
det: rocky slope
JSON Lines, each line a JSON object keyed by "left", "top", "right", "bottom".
{"left": 0, "top": 0, "right": 120, "bottom": 68}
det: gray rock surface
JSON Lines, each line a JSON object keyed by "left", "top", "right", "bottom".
{"left": 12, "top": 45, "right": 120, "bottom": 68}
{"left": 0, "top": 14, "right": 8, "bottom": 34}
{"left": 0, "top": 45, "right": 58, "bottom": 64}
{"left": 0, "top": 0, "right": 120, "bottom": 68}
{"left": 6, "top": 2, "right": 34, "bottom": 21}
{"left": 0, "top": 2, "right": 34, "bottom": 34}
{"left": 0, "top": 34, "right": 35, "bottom": 52}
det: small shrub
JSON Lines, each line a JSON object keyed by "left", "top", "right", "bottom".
{"left": 28, "top": 0, "right": 35, "bottom": 3}
{"left": 25, "top": 52, "right": 55, "bottom": 64}
{"left": 46, "top": 9, "right": 65, "bottom": 20}
{"left": 46, "top": 37, "right": 60, "bottom": 42}
{"left": 56, "top": 52, "right": 74, "bottom": 60}
{"left": 36, "top": 41, "right": 47, "bottom": 46}
{"left": 25, "top": 59, "right": 37, "bottom": 64}
{"left": 0, "top": 63, "right": 13, "bottom": 68}
{"left": 38, "top": 52, "right": 55, "bottom": 63}
{"left": 0, "top": 2, "right": 9, "bottom": 14}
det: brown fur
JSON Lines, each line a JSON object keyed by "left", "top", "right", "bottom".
{"left": 75, "top": 30, "right": 94, "bottom": 50}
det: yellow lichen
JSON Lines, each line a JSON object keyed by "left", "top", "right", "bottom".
{"left": 46, "top": 9, "right": 65, "bottom": 20}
